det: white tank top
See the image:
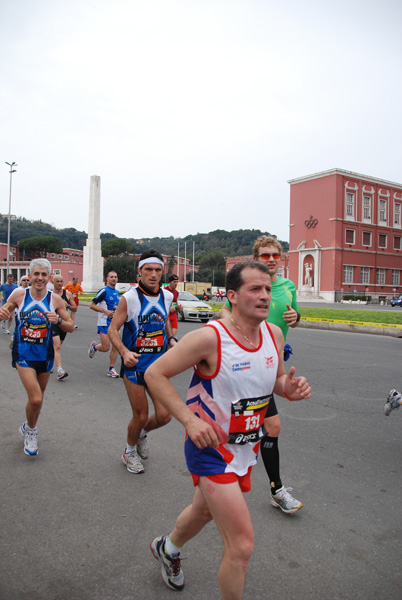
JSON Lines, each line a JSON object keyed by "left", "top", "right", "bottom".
{"left": 184, "top": 320, "right": 279, "bottom": 477}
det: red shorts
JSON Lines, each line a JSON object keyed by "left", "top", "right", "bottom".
{"left": 73, "top": 297, "right": 79, "bottom": 306}
{"left": 191, "top": 466, "right": 253, "bottom": 493}
{"left": 169, "top": 312, "right": 178, "bottom": 328}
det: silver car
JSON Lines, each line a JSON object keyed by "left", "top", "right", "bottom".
{"left": 176, "top": 291, "right": 215, "bottom": 323}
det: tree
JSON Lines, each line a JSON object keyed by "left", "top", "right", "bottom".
{"left": 167, "top": 254, "right": 176, "bottom": 276}
{"left": 104, "top": 256, "right": 138, "bottom": 282}
{"left": 18, "top": 236, "right": 63, "bottom": 256}
{"left": 101, "top": 238, "right": 136, "bottom": 258}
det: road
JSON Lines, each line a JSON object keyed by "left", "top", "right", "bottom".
{"left": 0, "top": 306, "right": 401, "bottom": 600}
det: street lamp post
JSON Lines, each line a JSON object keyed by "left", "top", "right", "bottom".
{"left": 5, "top": 162, "right": 17, "bottom": 281}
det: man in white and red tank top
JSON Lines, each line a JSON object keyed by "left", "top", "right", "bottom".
{"left": 146, "top": 261, "right": 311, "bottom": 598}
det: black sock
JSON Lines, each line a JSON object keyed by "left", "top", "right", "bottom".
{"left": 260, "top": 435, "right": 282, "bottom": 493}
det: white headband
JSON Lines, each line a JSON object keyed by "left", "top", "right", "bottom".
{"left": 138, "top": 257, "right": 164, "bottom": 269}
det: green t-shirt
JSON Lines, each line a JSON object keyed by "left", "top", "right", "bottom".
{"left": 225, "top": 276, "right": 299, "bottom": 341}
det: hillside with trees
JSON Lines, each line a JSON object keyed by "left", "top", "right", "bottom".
{"left": 1, "top": 217, "right": 288, "bottom": 286}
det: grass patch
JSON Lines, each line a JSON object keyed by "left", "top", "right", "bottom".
{"left": 300, "top": 307, "right": 402, "bottom": 325}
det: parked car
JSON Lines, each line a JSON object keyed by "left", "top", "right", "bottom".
{"left": 390, "top": 294, "right": 402, "bottom": 307}
{"left": 177, "top": 291, "right": 215, "bottom": 322}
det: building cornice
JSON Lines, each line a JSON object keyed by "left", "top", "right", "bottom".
{"left": 287, "top": 168, "right": 402, "bottom": 190}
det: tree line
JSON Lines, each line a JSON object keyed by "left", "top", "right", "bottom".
{"left": 1, "top": 217, "right": 288, "bottom": 287}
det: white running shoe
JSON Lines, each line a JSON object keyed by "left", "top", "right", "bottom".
{"left": 150, "top": 536, "right": 184, "bottom": 591}
{"left": 57, "top": 368, "right": 69, "bottom": 380}
{"left": 107, "top": 367, "right": 120, "bottom": 378}
{"left": 137, "top": 435, "right": 149, "bottom": 460}
{"left": 384, "top": 389, "right": 402, "bottom": 416}
{"left": 88, "top": 341, "right": 97, "bottom": 359}
{"left": 19, "top": 422, "right": 38, "bottom": 456}
{"left": 121, "top": 449, "right": 144, "bottom": 474}
{"left": 4, "top": 329, "right": 10, "bottom": 335}
{"left": 270, "top": 487, "right": 303, "bottom": 514}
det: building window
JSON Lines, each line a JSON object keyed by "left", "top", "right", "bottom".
{"left": 377, "top": 268, "right": 386, "bottom": 285}
{"left": 346, "top": 192, "right": 355, "bottom": 219}
{"left": 394, "top": 236, "right": 401, "bottom": 250}
{"left": 378, "top": 233, "right": 387, "bottom": 248}
{"left": 64, "top": 255, "right": 69, "bottom": 260}
{"left": 53, "top": 269, "right": 61, "bottom": 275}
{"left": 345, "top": 229, "right": 355, "bottom": 244}
{"left": 392, "top": 270, "right": 400, "bottom": 286}
{"left": 363, "top": 196, "right": 371, "bottom": 222}
{"left": 394, "top": 203, "right": 401, "bottom": 227}
{"left": 50, "top": 253, "right": 56, "bottom": 258}
{"left": 343, "top": 265, "right": 353, "bottom": 283}
{"left": 57, "top": 254, "right": 63, "bottom": 259}
{"left": 362, "top": 231, "right": 372, "bottom": 246}
{"left": 379, "top": 199, "right": 387, "bottom": 224}
{"left": 11, "top": 247, "right": 16, "bottom": 253}
{"left": 361, "top": 267, "right": 370, "bottom": 285}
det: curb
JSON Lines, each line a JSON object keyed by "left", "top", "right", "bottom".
{"left": 299, "top": 319, "right": 402, "bottom": 338}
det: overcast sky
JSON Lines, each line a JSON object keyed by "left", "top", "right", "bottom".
{"left": 1, "top": 0, "right": 401, "bottom": 243}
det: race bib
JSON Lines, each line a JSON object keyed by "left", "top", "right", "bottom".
{"left": 136, "top": 330, "right": 164, "bottom": 354}
{"left": 21, "top": 322, "right": 48, "bottom": 344}
{"left": 228, "top": 394, "right": 272, "bottom": 445}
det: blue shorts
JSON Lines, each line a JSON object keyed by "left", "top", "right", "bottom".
{"left": 121, "top": 363, "right": 147, "bottom": 387}
{"left": 97, "top": 326, "right": 109, "bottom": 335}
{"left": 13, "top": 359, "right": 54, "bottom": 374}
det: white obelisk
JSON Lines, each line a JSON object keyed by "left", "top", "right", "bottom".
{"left": 82, "top": 175, "right": 104, "bottom": 293}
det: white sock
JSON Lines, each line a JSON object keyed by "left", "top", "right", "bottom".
{"left": 126, "top": 444, "right": 136, "bottom": 453}
{"left": 165, "top": 534, "right": 181, "bottom": 556}
{"left": 139, "top": 429, "right": 147, "bottom": 439}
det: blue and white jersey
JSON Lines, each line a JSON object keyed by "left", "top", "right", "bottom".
{"left": 92, "top": 285, "right": 120, "bottom": 328}
{"left": 121, "top": 285, "right": 173, "bottom": 374}
{"left": 0, "top": 283, "right": 18, "bottom": 305}
{"left": 13, "top": 288, "right": 55, "bottom": 363}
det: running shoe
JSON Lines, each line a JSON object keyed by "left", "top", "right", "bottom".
{"left": 19, "top": 422, "right": 38, "bottom": 456}
{"left": 107, "top": 367, "right": 120, "bottom": 378}
{"left": 384, "top": 389, "right": 402, "bottom": 416}
{"left": 121, "top": 449, "right": 144, "bottom": 474}
{"left": 150, "top": 535, "right": 184, "bottom": 591}
{"left": 57, "top": 368, "right": 69, "bottom": 380}
{"left": 88, "top": 341, "right": 97, "bottom": 358}
{"left": 4, "top": 329, "right": 10, "bottom": 335}
{"left": 137, "top": 435, "right": 149, "bottom": 460}
{"left": 270, "top": 487, "right": 303, "bottom": 514}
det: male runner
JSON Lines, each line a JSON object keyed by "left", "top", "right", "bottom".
{"left": 64, "top": 276, "right": 83, "bottom": 328}
{"left": 108, "top": 250, "right": 176, "bottom": 474}
{"left": 0, "top": 259, "right": 74, "bottom": 456}
{"left": 221, "top": 235, "right": 302, "bottom": 513}
{"left": 19, "top": 276, "right": 30, "bottom": 289}
{"left": 88, "top": 271, "right": 120, "bottom": 378}
{"left": 52, "top": 274, "right": 77, "bottom": 380}
{"left": 0, "top": 274, "right": 18, "bottom": 334}
{"left": 146, "top": 261, "right": 311, "bottom": 597}
{"left": 166, "top": 274, "right": 183, "bottom": 338}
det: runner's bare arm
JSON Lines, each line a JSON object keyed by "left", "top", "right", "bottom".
{"left": 108, "top": 296, "right": 140, "bottom": 368}
{"left": 0, "top": 289, "right": 24, "bottom": 320}
{"left": 145, "top": 327, "right": 220, "bottom": 449}
{"left": 46, "top": 295, "right": 74, "bottom": 332}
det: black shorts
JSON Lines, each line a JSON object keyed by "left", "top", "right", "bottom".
{"left": 13, "top": 359, "right": 54, "bottom": 374}
{"left": 52, "top": 325, "right": 67, "bottom": 341}
{"left": 265, "top": 394, "right": 278, "bottom": 418}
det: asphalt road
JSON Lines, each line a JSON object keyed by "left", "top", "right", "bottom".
{"left": 0, "top": 306, "right": 401, "bottom": 600}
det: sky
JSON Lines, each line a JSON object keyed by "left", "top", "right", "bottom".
{"left": 1, "top": 0, "right": 401, "bottom": 243}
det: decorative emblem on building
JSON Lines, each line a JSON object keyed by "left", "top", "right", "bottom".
{"left": 305, "top": 215, "right": 318, "bottom": 229}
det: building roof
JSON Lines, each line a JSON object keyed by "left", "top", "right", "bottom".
{"left": 287, "top": 168, "right": 402, "bottom": 189}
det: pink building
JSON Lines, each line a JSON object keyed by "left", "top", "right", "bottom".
{"left": 288, "top": 168, "right": 402, "bottom": 302}
{"left": 0, "top": 244, "right": 83, "bottom": 285}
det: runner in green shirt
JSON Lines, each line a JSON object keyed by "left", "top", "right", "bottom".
{"left": 221, "top": 235, "right": 302, "bottom": 513}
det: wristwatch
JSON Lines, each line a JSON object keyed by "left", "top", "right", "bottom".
{"left": 57, "top": 316, "right": 63, "bottom": 325}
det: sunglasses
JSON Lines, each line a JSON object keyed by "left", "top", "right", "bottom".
{"left": 258, "top": 252, "right": 281, "bottom": 260}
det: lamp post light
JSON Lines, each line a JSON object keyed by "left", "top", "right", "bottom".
{"left": 5, "top": 162, "right": 17, "bottom": 281}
